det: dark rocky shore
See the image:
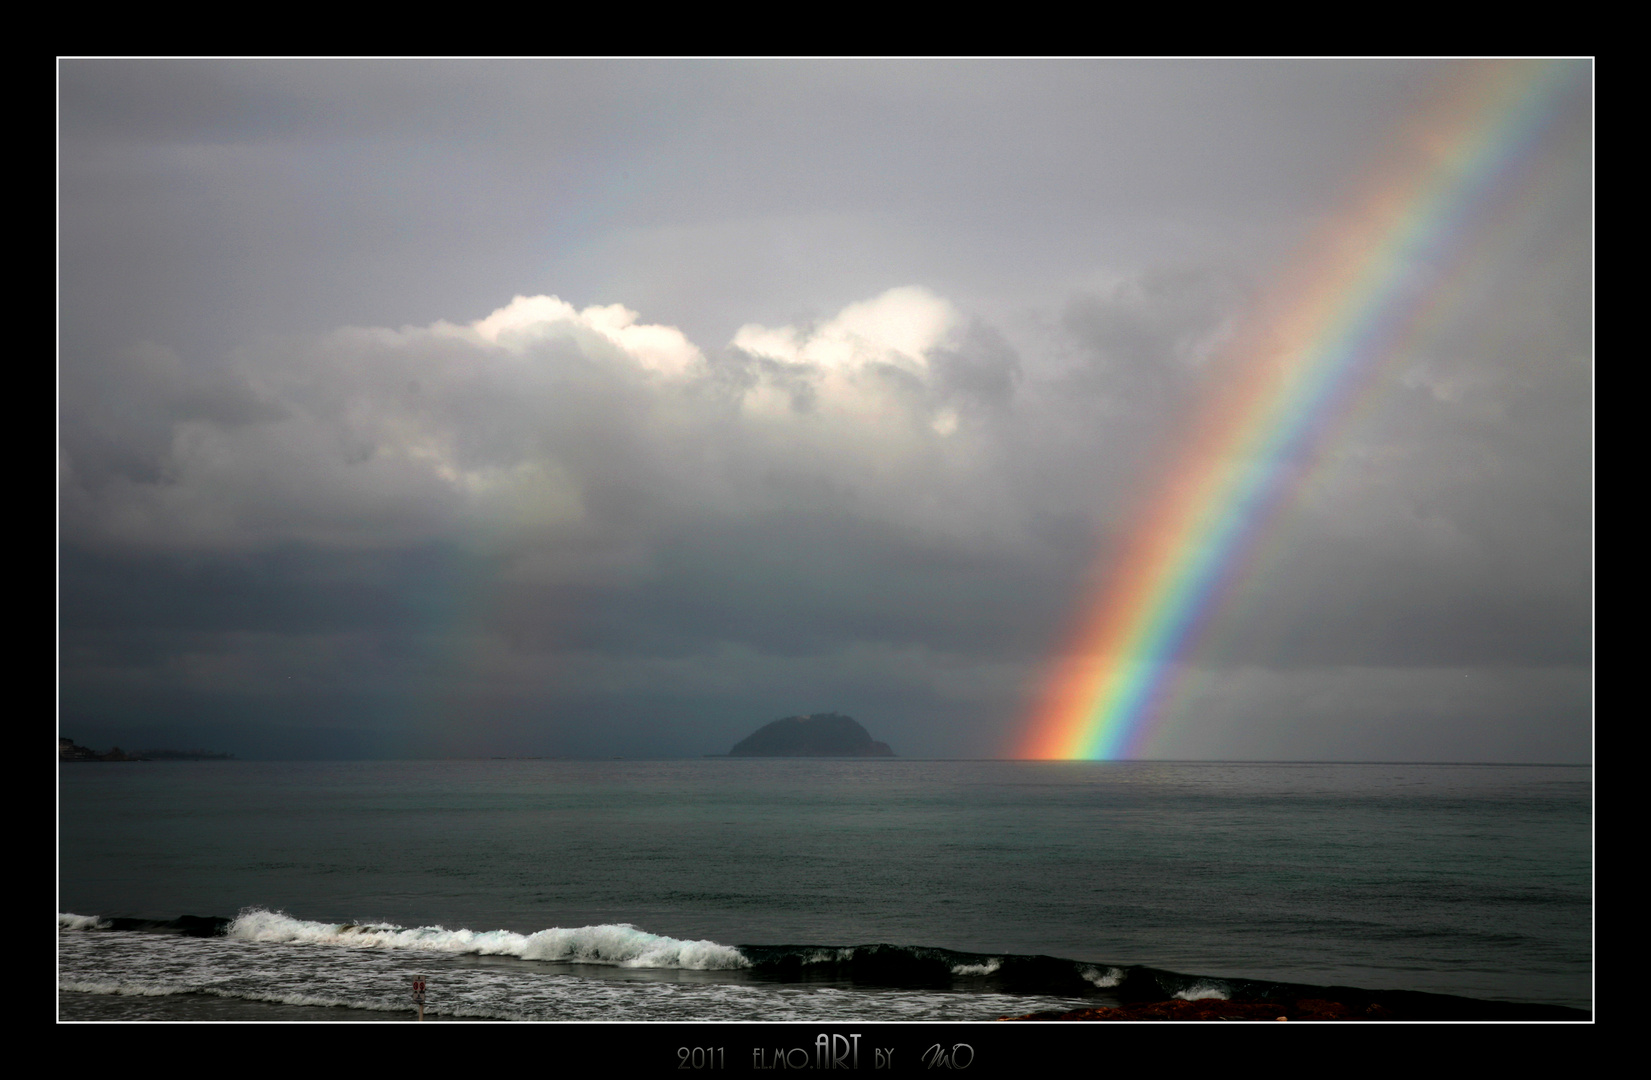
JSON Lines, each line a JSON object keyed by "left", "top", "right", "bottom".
{"left": 1008, "top": 995, "right": 1590, "bottom": 1022}
{"left": 59, "top": 737, "right": 234, "bottom": 762}
{"left": 59, "top": 737, "right": 141, "bottom": 762}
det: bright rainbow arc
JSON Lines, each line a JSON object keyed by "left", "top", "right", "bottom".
{"left": 1019, "top": 61, "right": 1583, "bottom": 761}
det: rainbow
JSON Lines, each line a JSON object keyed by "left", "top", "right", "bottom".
{"left": 1018, "top": 60, "right": 1586, "bottom": 760}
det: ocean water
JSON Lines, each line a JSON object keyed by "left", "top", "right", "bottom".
{"left": 57, "top": 759, "right": 1591, "bottom": 1021}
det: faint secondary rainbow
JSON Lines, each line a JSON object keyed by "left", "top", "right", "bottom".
{"left": 1019, "top": 61, "right": 1585, "bottom": 760}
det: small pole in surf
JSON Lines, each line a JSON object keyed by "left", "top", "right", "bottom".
{"left": 412, "top": 976, "right": 426, "bottom": 1021}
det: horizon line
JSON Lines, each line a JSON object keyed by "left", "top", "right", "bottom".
{"left": 59, "top": 754, "right": 1594, "bottom": 766}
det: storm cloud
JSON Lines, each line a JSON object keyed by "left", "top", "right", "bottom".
{"left": 58, "top": 60, "right": 1591, "bottom": 760}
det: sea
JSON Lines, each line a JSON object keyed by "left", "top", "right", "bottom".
{"left": 57, "top": 759, "right": 1592, "bottom": 1023}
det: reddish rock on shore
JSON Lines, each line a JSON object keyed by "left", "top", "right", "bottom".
{"left": 1007, "top": 999, "right": 1393, "bottom": 1021}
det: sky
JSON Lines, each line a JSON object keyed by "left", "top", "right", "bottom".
{"left": 57, "top": 59, "right": 1592, "bottom": 761}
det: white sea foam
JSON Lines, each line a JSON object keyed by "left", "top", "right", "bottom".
{"left": 1173, "top": 981, "right": 1230, "bottom": 1001}
{"left": 57, "top": 927, "right": 1105, "bottom": 1022}
{"left": 59, "top": 976, "right": 1081, "bottom": 1024}
{"left": 951, "top": 960, "right": 1002, "bottom": 976}
{"left": 58, "top": 913, "right": 109, "bottom": 930}
{"left": 1080, "top": 965, "right": 1124, "bottom": 988}
{"left": 59, "top": 979, "right": 507, "bottom": 1019}
{"left": 226, "top": 908, "right": 750, "bottom": 970}
{"left": 60, "top": 981, "right": 190, "bottom": 997}
{"left": 803, "top": 948, "right": 856, "bottom": 964}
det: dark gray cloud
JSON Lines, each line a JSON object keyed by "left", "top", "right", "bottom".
{"left": 58, "top": 60, "right": 1591, "bottom": 761}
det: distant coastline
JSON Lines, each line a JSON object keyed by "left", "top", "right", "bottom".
{"left": 59, "top": 737, "right": 233, "bottom": 762}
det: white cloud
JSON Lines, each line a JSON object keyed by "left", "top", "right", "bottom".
{"left": 732, "top": 285, "right": 959, "bottom": 374}
{"left": 729, "top": 286, "right": 974, "bottom": 454}
{"left": 468, "top": 294, "right": 704, "bottom": 377}
{"left": 60, "top": 286, "right": 1019, "bottom": 559}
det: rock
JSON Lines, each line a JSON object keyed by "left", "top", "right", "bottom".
{"left": 1002, "top": 994, "right": 1586, "bottom": 1021}
{"left": 727, "top": 714, "right": 895, "bottom": 757}
{"left": 1003, "top": 1000, "right": 1362, "bottom": 1022}
{"left": 58, "top": 737, "right": 142, "bottom": 762}
{"left": 59, "top": 737, "right": 101, "bottom": 762}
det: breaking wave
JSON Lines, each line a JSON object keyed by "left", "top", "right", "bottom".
{"left": 54, "top": 909, "right": 1252, "bottom": 999}
{"left": 1081, "top": 965, "right": 1125, "bottom": 988}
{"left": 58, "top": 913, "right": 109, "bottom": 931}
{"left": 951, "top": 960, "right": 1001, "bottom": 976}
{"left": 226, "top": 908, "right": 750, "bottom": 970}
{"left": 1173, "top": 981, "right": 1231, "bottom": 1001}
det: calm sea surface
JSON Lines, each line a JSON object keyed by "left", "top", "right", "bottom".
{"left": 58, "top": 760, "right": 1591, "bottom": 1020}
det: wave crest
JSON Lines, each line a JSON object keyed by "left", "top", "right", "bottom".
{"left": 1081, "top": 965, "right": 1124, "bottom": 988}
{"left": 226, "top": 908, "right": 749, "bottom": 970}
{"left": 59, "top": 913, "right": 110, "bottom": 931}
{"left": 1173, "top": 981, "right": 1230, "bottom": 1001}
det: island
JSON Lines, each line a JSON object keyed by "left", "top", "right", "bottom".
{"left": 726, "top": 713, "right": 895, "bottom": 757}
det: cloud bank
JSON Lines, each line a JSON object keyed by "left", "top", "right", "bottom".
{"left": 58, "top": 61, "right": 1589, "bottom": 761}
{"left": 60, "top": 273, "right": 1588, "bottom": 760}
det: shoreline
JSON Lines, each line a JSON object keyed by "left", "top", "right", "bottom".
{"left": 1009, "top": 997, "right": 1591, "bottom": 1022}
{"left": 61, "top": 988, "right": 1590, "bottom": 1023}
{"left": 57, "top": 989, "right": 477, "bottom": 1022}
{"left": 59, "top": 916, "right": 1591, "bottom": 1021}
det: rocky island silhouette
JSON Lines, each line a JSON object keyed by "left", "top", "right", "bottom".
{"left": 726, "top": 713, "right": 894, "bottom": 757}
